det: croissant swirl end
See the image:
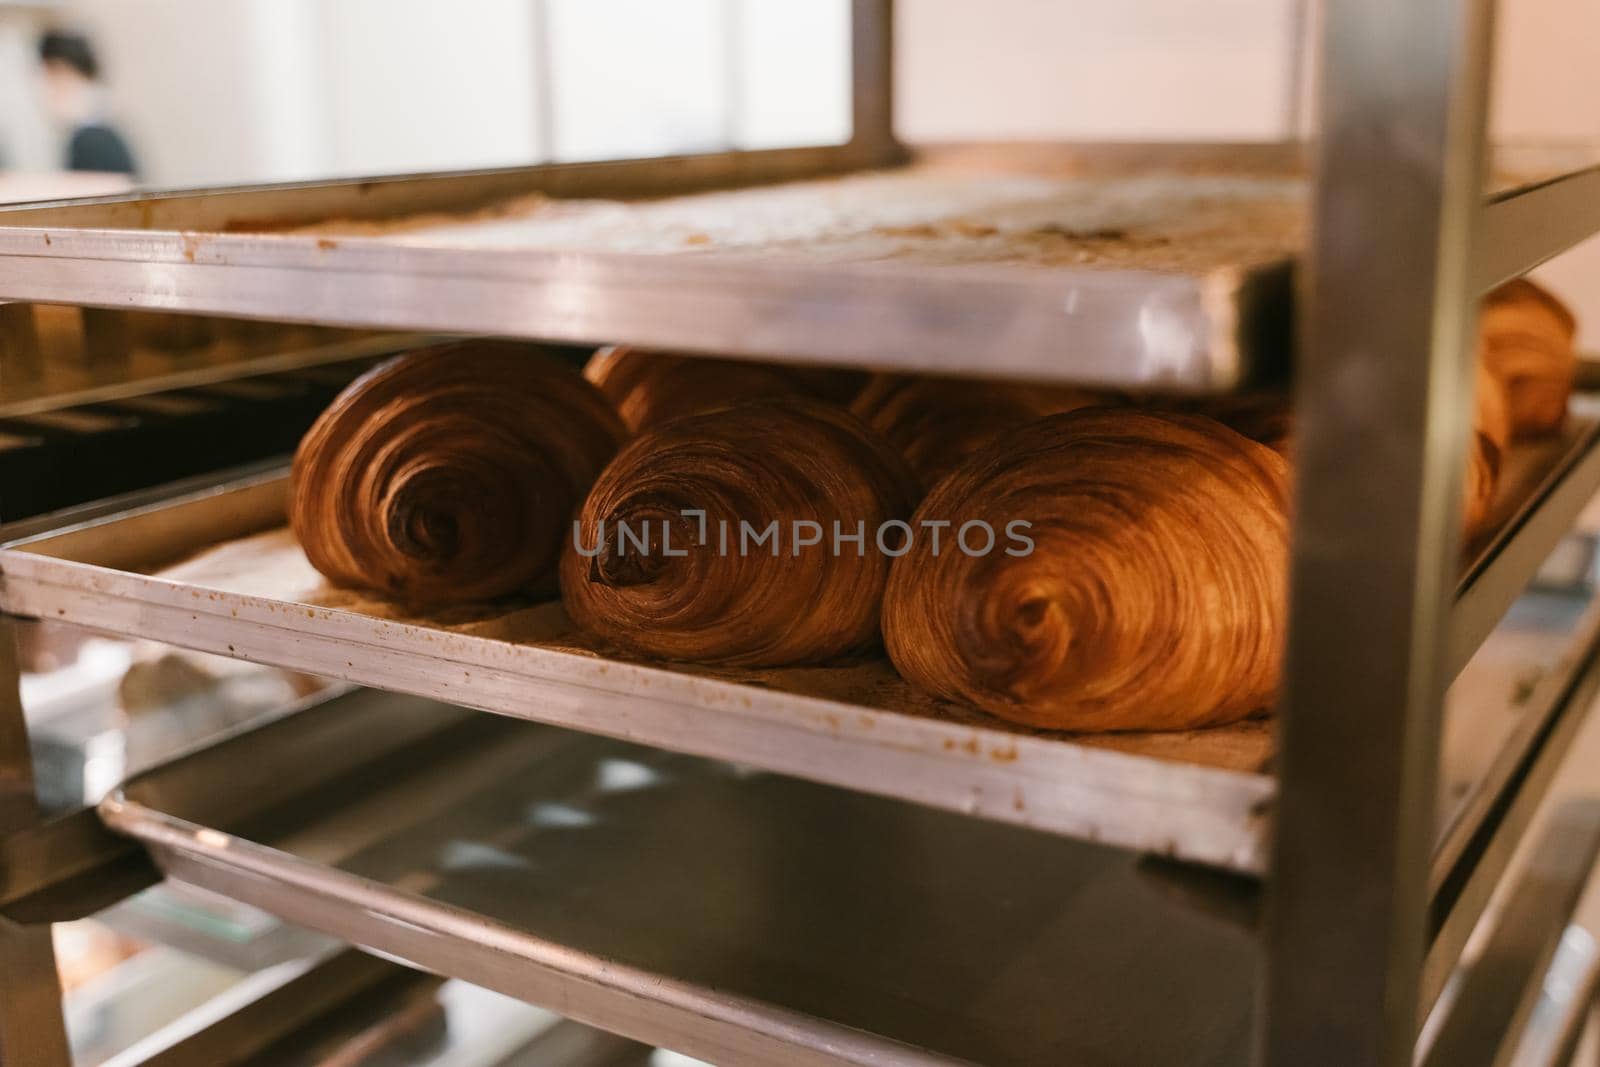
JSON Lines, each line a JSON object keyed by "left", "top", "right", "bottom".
{"left": 291, "top": 341, "right": 627, "bottom": 606}
{"left": 562, "top": 399, "right": 917, "bottom": 667}
{"left": 883, "top": 409, "right": 1290, "bottom": 733}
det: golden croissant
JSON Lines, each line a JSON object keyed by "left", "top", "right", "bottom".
{"left": 1480, "top": 278, "right": 1576, "bottom": 439}
{"left": 562, "top": 399, "right": 918, "bottom": 667}
{"left": 585, "top": 346, "right": 866, "bottom": 432}
{"left": 883, "top": 409, "right": 1289, "bottom": 732}
{"left": 291, "top": 341, "right": 627, "bottom": 606}
{"left": 850, "top": 373, "right": 1109, "bottom": 488}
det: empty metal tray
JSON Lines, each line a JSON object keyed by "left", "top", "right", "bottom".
{"left": 99, "top": 688, "right": 1259, "bottom": 1067}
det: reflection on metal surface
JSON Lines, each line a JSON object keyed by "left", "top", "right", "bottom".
{"left": 1421, "top": 801, "right": 1600, "bottom": 1067}
{"left": 1506, "top": 926, "right": 1600, "bottom": 1067}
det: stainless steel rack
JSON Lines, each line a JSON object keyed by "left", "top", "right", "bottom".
{"left": 6, "top": 0, "right": 1600, "bottom": 1064}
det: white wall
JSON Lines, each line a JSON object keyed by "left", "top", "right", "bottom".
{"left": 320, "top": 0, "right": 542, "bottom": 176}
{"left": 896, "top": 0, "right": 1299, "bottom": 143}
{"left": 67, "top": 0, "right": 292, "bottom": 186}
{"left": 19, "top": 0, "right": 852, "bottom": 186}
{"left": 0, "top": 9, "right": 55, "bottom": 172}
{"left": 735, "top": 0, "right": 852, "bottom": 151}
{"left": 1492, "top": 0, "right": 1600, "bottom": 346}
{"left": 60, "top": 0, "right": 545, "bottom": 186}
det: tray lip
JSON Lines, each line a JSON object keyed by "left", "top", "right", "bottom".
{"left": 0, "top": 222, "right": 1275, "bottom": 286}
{"left": 0, "top": 140, "right": 1312, "bottom": 392}
{"left": 0, "top": 477, "right": 1275, "bottom": 876}
{"left": 0, "top": 140, "right": 1303, "bottom": 223}
{"left": 97, "top": 794, "right": 970, "bottom": 1067}
{"left": 0, "top": 244, "right": 1257, "bottom": 391}
{"left": 2, "top": 552, "right": 1276, "bottom": 806}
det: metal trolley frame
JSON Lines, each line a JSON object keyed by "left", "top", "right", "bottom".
{"left": 7, "top": 1, "right": 1600, "bottom": 1064}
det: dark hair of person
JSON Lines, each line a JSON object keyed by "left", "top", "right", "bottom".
{"left": 39, "top": 31, "right": 99, "bottom": 81}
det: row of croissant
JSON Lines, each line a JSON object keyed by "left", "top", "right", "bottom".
{"left": 288, "top": 277, "right": 1576, "bottom": 734}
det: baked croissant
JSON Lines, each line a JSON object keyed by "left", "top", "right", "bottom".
{"left": 585, "top": 346, "right": 867, "bottom": 431}
{"left": 850, "top": 373, "right": 1109, "bottom": 489}
{"left": 1480, "top": 279, "right": 1576, "bottom": 438}
{"left": 883, "top": 409, "right": 1289, "bottom": 732}
{"left": 291, "top": 341, "right": 627, "bottom": 606}
{"left": 562, "top": 399, "right": 918, "bottom": 667}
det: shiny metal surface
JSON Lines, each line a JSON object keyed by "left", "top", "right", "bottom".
{"left": 1263, "top": 0, "right": 1498, "bottom": 1063}
{"left": 101, "top": 692, "right": 1259, "bottom": 1067}
{"left": 0, "top": 457, "right": 290, "bottom": 546}
{"left": 0, "top": 146, "right": 1287, "bottom": 392}
{"left": 1454, "top": 418, "right": 1600, "bottom": 677}
{"left": 0, "top": 327, "right": 424, "bottom": 421}
{"left": 99, "top": 948, "right": 434, "bottom": 1067}
{"left": 1477, "top": 165, "right": 1600, "bottom": 292}
{"left": 1421, "top": 800, "right": 1600, "bottom": 1067}
{"left": 0, "top": 682, "right": 365, "bottom": 924}
{"left": 1505, "top": 927, "right": 1600, "bottom": 1067}
{"left": 1426, "top": 609, "right": 1600, "bottom": 1011}
{"left": 0, "top": 805, "right": 153, "bottom": 923}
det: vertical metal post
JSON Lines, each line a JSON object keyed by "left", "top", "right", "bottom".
{"left": 0, "top": 619, "right": 70, "bottom": 1065}
{"left": 849, "top": 0, "right": 900, "bottom": 165}
{"left": 1260, "top": 0, "right": 1496, "bottom": 1064}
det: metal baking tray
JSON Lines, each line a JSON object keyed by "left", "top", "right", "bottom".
{"left": 0, "top": 143, "right": 1305, "bottom": 392}
{"left": 0, "top": 466, "right": 1277, "bottom": 874}
{"left": 98, "top": 689, "right": 1259, "bottom": 1067}
{"left": 4, "top": 142, "right": 1595, "bottom": 394}
{"left": 6, "top": 418, "right": 1600, "bottom": 876}
{"left": 0, "top": 301, "right": 417, "bottom": 420}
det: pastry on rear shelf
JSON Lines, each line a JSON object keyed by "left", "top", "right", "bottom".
{"left": 562, "top": 399, "right": 917, "bottom": 667}
{"left": 882, "top": 409, "right": 1289, "bottom": 733}
{"left": 1480, "top": 278, "right": 1576, "bottom": 439}
{"left": 584, "top": 346, "right": 866, "bottom": 431}
{"left": 291, "top": 340, "right": 626, "bottom": 607}
{"left": 850, "top": 373, "right": 1110, "bottom": 489}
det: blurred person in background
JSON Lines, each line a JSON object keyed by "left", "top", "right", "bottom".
{"left": 37, "top": 30, "right": 137, "bottom": 176}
